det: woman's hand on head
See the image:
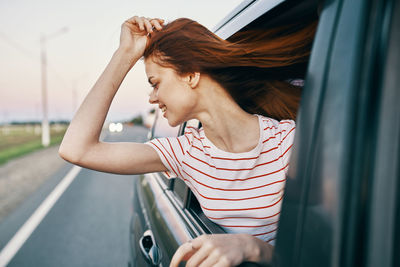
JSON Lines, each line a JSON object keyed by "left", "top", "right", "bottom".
{"left": 169, "top": 233, "right": 273, "bottom": 267}
{"left": 118, "top": 16, "right": 164, "bottom": 59}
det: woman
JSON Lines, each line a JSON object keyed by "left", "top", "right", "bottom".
{"left": 60, "top": 16, "right": 316, "bottom": 267}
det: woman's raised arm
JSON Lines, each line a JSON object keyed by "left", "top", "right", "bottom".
{"left": 59, "top": 16, "right": 166, "bottom": 175}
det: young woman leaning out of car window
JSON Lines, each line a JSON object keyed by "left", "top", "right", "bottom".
{"left": 59, "top": 15, "right": 317, "bottom": 267}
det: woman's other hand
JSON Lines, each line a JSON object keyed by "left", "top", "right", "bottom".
{"left": 118, "top": 16, "right": 164, "bottom": 60}
{"left": 169, "top": 234, "right": 273, "bottom": 267}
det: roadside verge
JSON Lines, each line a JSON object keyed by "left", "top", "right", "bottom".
{"left": 0, "top": 145, "right": 66, "bottom": 223}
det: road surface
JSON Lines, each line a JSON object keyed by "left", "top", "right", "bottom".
{"left": 0, "top": 125, "right": 149, "bottom": 267}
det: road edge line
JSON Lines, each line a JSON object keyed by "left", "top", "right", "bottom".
{"left": 0, "top": 165, "right": 81, "bottom": 267}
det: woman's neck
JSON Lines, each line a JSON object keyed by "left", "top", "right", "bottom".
{"left": 194, "top": 79, "right": 260, "bottom": 153}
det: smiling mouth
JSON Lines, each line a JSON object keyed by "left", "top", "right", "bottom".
{"left": 161, "top": 106, "right": 167, "bottom": 113}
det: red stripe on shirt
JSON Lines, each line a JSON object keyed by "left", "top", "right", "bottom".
{"left": 187, "top": 147, "right": 290, "bottom": 171}
{"left": 182, "top": 160, "right": 288, "bottom": 182}
{"left": 191, "top": 145, "right": 279, "bottom": 161}
{"left": 280, "top": 126, "right": 296, "bottom": 144}
{"left": 253, "top": 227, "right": 278, "bottom": 237}
{"left": 263, "top": 135, "right": 277, "bottom": 143}
{"left": 195, "top": 128, "right": 286, "bottom": 146}
{"left": 192, "top": 136, "right": 205, "bottom": 142}
{"left": 264, "top": 125, "right": 278, "bottom": 131}
{"left": 219, "top": 220, "right": 279, "bottom": 228}
{"left": 200, "top": 194, "right": 283, "bottom": 211}
{"left": 150, "top": 141, "right": 178, "bottom": 177}
{"left": 207, "top": 210, "right": 281, "bottom": 220}
{"left": 166, "top": 138, "right": 184, "bottom": 178}
{"left": 190, "top": 125, "right": 288, "bottom": 148}
{"left": 192, "top": 144, "right": 218, "bottom": 152}
{"left": 184, "top": 135, "right": 191, "bottom": 146}
{"left": 167, "top": 138, "right": 181, "bottom": 167}
{"left": 193, "top": 136, "right": 201, "bottom": 142}
{"left": 188, "top": 180, "right": 283, "bottom": 201}
{"left": 282, "top": 144, "right": 293, "bottom": 157}
{"left": 182, "top": 169, "right": 286, "bottom": 191}
{"left": 261, "top": 119, "right": 292, "bottom": 126}
{"left": 176, "top": 138, "right": 185, "bottom": 155}
{"left": 156, "top": 139, "right": 180, "bottom": 170}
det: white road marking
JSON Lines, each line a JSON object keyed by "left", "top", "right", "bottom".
{"left": 0, "top": 166, "right": 81, "bottom": 267}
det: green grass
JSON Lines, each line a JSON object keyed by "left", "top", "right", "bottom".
{"left": 0, "top": 125, "right": 66, "bottom": 165}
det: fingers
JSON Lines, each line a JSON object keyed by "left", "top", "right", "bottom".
{"left": 171, "top": 235, "right": 247, "bottom": 267}
{"left": 125, "top": 16, "right": 164, "bottom": 33}
{"left": 199, "top": 258, "right": 219, "bottom": 267}
{"left": 186, "top": 242, "right": 213, "bottom": 267}
{"left": 132, "top": 16, "right": 144, "bottom": 31}
{"left": 170, "top": 241, "right": 195, "bottom": 267}
{"left": 143, "top": 19, "right": 153, "bottom": 32}
{"left": 170, "top": 235, "right": 223, "bottom": 267}
{"left": 151, "top": 19, "right": 164, "bottom": 31}
{"left": 186, "top": 244, "right": 220, "bottom": 267}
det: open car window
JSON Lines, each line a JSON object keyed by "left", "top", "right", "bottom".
{"left": 181, "top": 0, "right": 320, "bottom": 233}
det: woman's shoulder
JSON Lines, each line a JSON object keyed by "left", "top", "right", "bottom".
{"left": 257, "top": 115, "right": 295, "bottom": 131}
{"left": 257, "top": 115, "right": 296, "bottom": 149}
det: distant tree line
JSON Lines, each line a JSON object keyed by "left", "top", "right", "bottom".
{"left": 130, "top": 114, "right": 143, "bottom": 125}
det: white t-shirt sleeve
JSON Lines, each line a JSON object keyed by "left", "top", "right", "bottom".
{"left": 145, "top": 135, "right": 189, "bottom": 178}
{"left": 278, "top": 120, "right": 296, "bottom": 172}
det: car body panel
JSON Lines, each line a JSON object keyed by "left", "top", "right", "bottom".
{"left": 213, "top": 0, "right": 285, "bottom": 38}
{"left": 275, "top": 0, "right": 399, "bottom": 266}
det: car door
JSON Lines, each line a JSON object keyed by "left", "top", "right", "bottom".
{"left": 130, "top": 110, "right": 226, "bottom": 267}
{"left": 274, "top": 0, "right": 400, "bottom": 266}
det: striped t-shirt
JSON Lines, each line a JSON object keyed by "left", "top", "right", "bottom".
{"left": 146, "top": 114, "right": 295, "bottom": 245}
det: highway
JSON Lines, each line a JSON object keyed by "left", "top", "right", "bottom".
{"left": 0, "top": 125, "right": 148, "bottom": 267}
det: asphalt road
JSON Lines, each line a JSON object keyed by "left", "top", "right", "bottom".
{"left": 0, "top": 125, "right": 149, "bottom": 267}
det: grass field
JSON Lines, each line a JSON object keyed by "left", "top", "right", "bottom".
{"left": 0, "top": 124, "right": 67, "bottom": 165}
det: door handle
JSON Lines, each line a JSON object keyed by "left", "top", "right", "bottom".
{"left": 139, "top": 229, "right": 162, "bottom": 266}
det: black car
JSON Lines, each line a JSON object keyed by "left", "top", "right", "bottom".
{"left": 129, "top": 0, "right": 400, "bottom": 266}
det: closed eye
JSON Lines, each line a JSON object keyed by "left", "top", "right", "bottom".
{"left": 151, "top": 83, "right": 159, "bottom": 89}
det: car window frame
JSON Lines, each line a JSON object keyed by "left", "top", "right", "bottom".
{"left": 148, "top": 108, "right": 184, "bottom": 189}
{"left": 147, "top": 0, "right": 324, "bottom": 236}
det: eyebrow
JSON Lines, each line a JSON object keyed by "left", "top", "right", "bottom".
{"left": 148, "top": 76, "right": 154, "bottom": 84}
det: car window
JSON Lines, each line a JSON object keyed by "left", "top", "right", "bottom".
{"left": 151, "top": 109, "right": 181, "bottom": 185}
{"left": 170, "top": 119, "right": 199, "bottom": 204}
{"left": 152, "top": 109, "right": 181, "bottom": 138}
{"left": 172, "top": 178, "right": 188, "bottom": 206}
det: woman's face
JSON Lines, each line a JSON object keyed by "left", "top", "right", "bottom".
{"left": 144, "top": 57, "right": 198, "bottom": 127}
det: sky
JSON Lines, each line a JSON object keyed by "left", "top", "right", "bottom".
{"left": 0, "top": 0, "right": 243, "bottom": 123}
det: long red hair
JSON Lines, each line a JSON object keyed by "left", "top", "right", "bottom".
{"left": 144, "top": 17, "right": 318, "bottom": 120}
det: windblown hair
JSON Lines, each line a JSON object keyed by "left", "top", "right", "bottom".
{"left": 143, "top": 17, "right": 318, "bottom": 120}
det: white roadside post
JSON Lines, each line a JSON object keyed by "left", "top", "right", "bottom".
{"left": 40, "top": 27, "right": 68, "bottom": 147}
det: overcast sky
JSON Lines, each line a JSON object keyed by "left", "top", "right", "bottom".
{"left": 0, "top": 0, "right": 242, "bottom": 123}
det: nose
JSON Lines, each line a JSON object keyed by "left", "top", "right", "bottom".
{"left": 148, "top": 89, "right": 158, "bottom": 104}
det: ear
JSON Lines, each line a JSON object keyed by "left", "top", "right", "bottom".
{"left": 187, "top": 72, "right": 200, "bottom": 88}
